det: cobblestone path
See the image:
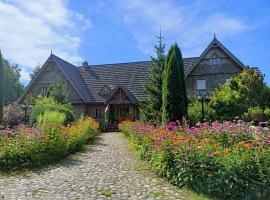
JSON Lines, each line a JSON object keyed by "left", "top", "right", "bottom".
{"left": 0, "top": 132, "right": 199, "bottom": 200}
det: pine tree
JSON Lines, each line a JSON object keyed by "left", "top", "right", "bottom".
{"left": 162, "top": 43, "right": 188, "bottom": 124}
{"left": 140, "top": 33, "right": 166, "bottom": 125}
{"left": 0, "top": 50, "right": 4, "bottom": 123}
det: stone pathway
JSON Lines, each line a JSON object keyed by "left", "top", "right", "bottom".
{"left": 0, "top": 132, "right": 199, "bottom": 200}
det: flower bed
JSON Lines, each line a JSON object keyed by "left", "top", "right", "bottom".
{"left": 119, "top": 121, "right": 270, "bottom": 199}
{"left": 0, "top": 117, "right": 99, "bottom": 169}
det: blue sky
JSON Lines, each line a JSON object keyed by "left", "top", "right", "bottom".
{"left": 0, "top": 0, "right": 270, "bottom": 85}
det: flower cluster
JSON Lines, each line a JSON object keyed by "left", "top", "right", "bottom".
{"left": 119, "top": 120, "right": 270, "bottom": 199}
{"left": 0, "top": 117, "right": 99, "bottom": 169}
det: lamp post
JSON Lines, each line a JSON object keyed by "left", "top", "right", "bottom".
{"left": 197, "top": 89, "right": 208, "bottom": 123}
{"left": 20, "top": 104, "right": 33, "bottom": 124}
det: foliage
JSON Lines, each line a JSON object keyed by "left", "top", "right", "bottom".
{"left": 188, "top": 99, "right": 215, "bottom": 126}
{"left": 119, "top": 121, "right": 270, "bottom": 199}
{"left": 140, "top": 33, "right": 166, "bottom": 125}
{"left": 37, "top": 111, "right": 66, "bottom": 130}
{"left": 0, "top": 117, "right": 99, "bottom": 169}
{"left": 162, "top": 43, "right": 188, "bottom": 124}
{"left": 209, "top": 69, "right": 270, "bottom": 121}
{"left": 30, "top": 97, "right": 74, "bottom": 126}
{"left": 3, "top": 102, "right": 24, "bottom": 127}
{"left": 0, "top": 50, "right": 4, "bottom": 123}
{"left": 243, "top": 107, "right": 264, "bottom": 123}
{"left": 47, "top": 79, "right": 70, "bottom": 104}
{"left": 65, "top": 117, "right": 99, "bottom": 153}
{"left": 2, "top": 57, "right": 24, "bottom": 104}
{"left": 29, "top": 63, "right": 42, "bottom": 80}
{"left": 264, "top": 108, "right": 270, "bottom": 120}
{"left": 104, "top": 105, "right": 115, "bottom": 131}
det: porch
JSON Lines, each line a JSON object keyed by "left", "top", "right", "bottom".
{"left": 105, "top": 104, "right": 139, "bottom": 130}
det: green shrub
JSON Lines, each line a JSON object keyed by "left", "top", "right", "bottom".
{"left": 37, "top": 111, "right": 66, "bottom": 129}
{"left": 188, "top": 100, "right": 215, "bottom": 126}
{"left": 264, "top": 108, "right": 270, "bottom": 120}
{"left": 30, "top": 97, "right": 74, "bottom": 126}
{"left": 243, "top": 106, "right": 265, "bottom": 122}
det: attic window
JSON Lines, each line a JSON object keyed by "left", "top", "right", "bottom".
{"left": 209, "top": 55, "right": 220, "bottom": 66}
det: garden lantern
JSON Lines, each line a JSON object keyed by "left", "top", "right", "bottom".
{"left": 197, "top": 89, "right": 209, "bottom": 122}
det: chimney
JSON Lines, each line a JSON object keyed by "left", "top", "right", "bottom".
{"left": 82, "top": 61, "right": 89, "bottom": 70}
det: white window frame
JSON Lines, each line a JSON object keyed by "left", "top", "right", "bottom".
{"left": 197, "top": 80, "right": 206, "bottom": 90}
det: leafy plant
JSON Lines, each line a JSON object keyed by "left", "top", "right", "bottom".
{"left": 0, "top": 117, "right": 99, "bottom": 169}
{"left": 37, "top": 111, "right": 66, "bottom": 130}
{"left": 119, "top": 120, "right": 270, "bottom": 199}
{"left": 30, "top": 97, "right": 74, "bottom": 126}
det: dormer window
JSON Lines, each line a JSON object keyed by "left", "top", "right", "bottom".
{"left": 209, "top": 55, "right": 220, "bottom": 66}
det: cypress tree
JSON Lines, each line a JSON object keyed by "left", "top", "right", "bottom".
{"left": 140, "top": 33, "right": 166, "bottom": 125}
{"left": 0, "top": 50, "right": 4, "bottom": 124}
{"left": 162, "top": 43, "right": 188, "bottom": 124}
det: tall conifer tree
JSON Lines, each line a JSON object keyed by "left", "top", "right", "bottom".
{"left": 162, "top": 43, "right": 188, "bottom": 124}
{"left": 0, "top": 50, "right": 4, "bottom": 123}
{"left": 140, "top": 33, "right": 166, "bottom": 125}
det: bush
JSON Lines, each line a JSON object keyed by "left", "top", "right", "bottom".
{"left": 209, "top": 69, "right": 270, "bottom": 121}
{"left": 243, "top": 106, "right": 265, "bottom": 123}
{"left": 0, "top": 117, "right": 99, "bottom": 169}
{"left": 188, "top": 100, "right": 215, "bottom": 126}
{"left": 119, "top": 121, "right": 270, "bottom": 199}
{"left": 37, "top": 111, "right": 66, "bottom": 129}
{"left": 3, "top": 102, "right": 24, "bottom": 127}
{"left": 65, "top": 117, "right": 99, "bottom": 153}
{"left": 30, "top": 97, "right": 74, "bottom": 126}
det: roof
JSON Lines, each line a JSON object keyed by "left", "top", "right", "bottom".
{"left": 79, "top": 58, "right": 198, "bottom": 103}
{"left": 251, "top": 67, "right": 264, "bottom": 78}
{"left": 185, "top": 37, "right": 246, "bottom": 77}
{"left": 49, "top": 54, "right": 92, "bottom": 102}
{"left": 18, "top": 54, "right": 92, "bottom": 103}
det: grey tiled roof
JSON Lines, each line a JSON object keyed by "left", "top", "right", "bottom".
{"left": 251, "top": 67, "right": 264, "bottom": 78}
{"left": 79, "top": 58, "right": 198, "bottom": 103}
{"left": 50, "top": 54, "right": 92, "bottom": 102}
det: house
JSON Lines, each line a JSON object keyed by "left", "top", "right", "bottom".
{"left": 18, "top": 36, "right": 262, "bottom": 124}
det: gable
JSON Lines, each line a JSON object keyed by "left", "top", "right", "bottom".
{"left": 18, "top": 60, "right": 84, "bottom": 104}
{"left": 190, "top": 45, "right": 243, "bottom": 75}
{"left": 186, "top": 37, "right": 245, "bottom": 77}
{"left": 105, "top": 86, "right": 137, "bottom": 104}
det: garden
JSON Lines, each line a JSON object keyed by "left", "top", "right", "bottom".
{"left": 0, "top": 80, "right": 99, "bottom": 170}
{"left": 127, "top": 37, "right": 270, "bottom": 199}
{"left": 119, "top": 120, "right": 270, "bottom": 199}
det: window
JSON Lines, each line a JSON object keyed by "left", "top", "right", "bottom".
{"left": 41, "top": 87, "right": 47, "bottom": 96}
{"left": 209, "top": 55, "right": 220, "bottom": 66}
{"left": 197, "top": 80, "right": 206, "bottom": 90}
{"left": 95, "top": 108, "right": 101, "bottom": 118}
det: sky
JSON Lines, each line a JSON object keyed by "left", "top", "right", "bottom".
{"left": 0, "top": 0, "right": 270, "bottom": 85}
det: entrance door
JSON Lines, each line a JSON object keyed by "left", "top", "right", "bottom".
{"left": 116, "top": 105, "right": 129, "bottom": 122}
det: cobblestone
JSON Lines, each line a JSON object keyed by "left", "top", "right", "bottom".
{"left": 0, "top": 132, "right": 189, "bottom": 199}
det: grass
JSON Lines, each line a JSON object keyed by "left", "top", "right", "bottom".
{"left": 32, "top": 188, "right": 40, "bottom": 196}
{"left": 98, "top": 188, "right": 116, "bottom": 197}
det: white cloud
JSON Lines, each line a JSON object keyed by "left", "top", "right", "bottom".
{"left": 111, "top": 0, "right": 249, "bottom": 56}
{"left": 0, "top": 0, "right": 91, "bottom": 83}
